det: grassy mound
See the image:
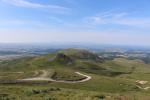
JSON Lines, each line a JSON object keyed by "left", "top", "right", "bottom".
{"left": 51, "top": 69, "right": 85, "bottom": 81}
{"left": 59, "top": 48, "right": 104, "bottom": 62}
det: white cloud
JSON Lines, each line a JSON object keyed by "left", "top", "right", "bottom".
{"left": 115, "top": 18, "right": 150, "bottom": 27}
{"left": 2, "top": 0, "right": 69, "bottom": 10}
{"left": 85, "top": 11, "right": 150, "bottom": 28}
{"left": 0, "top": 20, "right": 26, "bottom": 25}
{"left": 0, "top": 19, "right": 55, "bottom": 29}
{"left": 85, "top": 12, "right": 128, "bottom": 25}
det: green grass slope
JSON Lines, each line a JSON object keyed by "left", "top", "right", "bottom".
{"left": 0, "top": 49, "right": 150, "bottom": 99}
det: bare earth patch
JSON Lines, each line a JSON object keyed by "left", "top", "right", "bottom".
{"left": 18, "top": 70, "right": 92, "bottom": 83}
{"left": 135, "top": 80, "right": 149, "bottom": 90}
{"left": 136, "top": 80, "right": 148, "bottom": 85}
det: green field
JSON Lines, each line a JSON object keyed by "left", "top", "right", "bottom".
{"left": 0, "top": 49, "right": 150, "bottom": 100}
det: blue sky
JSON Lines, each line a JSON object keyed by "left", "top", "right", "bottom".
{"left": 0, "top": 0, "right": 150, "bottom": 46}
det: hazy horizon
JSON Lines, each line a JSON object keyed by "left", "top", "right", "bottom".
{"left": 0, "top": 42, "right": 150, "bottom": 49}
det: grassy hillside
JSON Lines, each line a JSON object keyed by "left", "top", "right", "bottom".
{"left": 0, "top": 49, "right": 150, "bottom": 99}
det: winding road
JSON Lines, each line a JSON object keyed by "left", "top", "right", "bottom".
{"left": 18, "top": 70, "right": 92, "bottom": 83}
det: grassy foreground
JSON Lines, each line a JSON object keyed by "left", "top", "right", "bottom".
{"left": 0, "top": 49, "right": 150, "bottom": 100}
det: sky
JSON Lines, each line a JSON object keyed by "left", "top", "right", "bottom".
{"left": 0, "top": 0, "right": 150, "bottom": 46}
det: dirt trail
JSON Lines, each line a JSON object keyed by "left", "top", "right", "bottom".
{"left": 18, "top": 70, "right": 91, "bottom": 83}
{"left": 135, "top": 85, "right": 150, "bottom": 90}
{"left": 75, "top": 72, "right": 91, "bottom": 82}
